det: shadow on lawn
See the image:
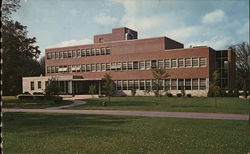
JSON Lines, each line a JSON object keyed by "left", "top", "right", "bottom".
{"left": 4, "top": 112, "right": 138, "bottom": 136}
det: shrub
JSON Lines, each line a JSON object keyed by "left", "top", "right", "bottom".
{"left": 33, "top": 92, "right": 44, "bottom": 95}
{"left": 227, "top": 89, "right": 234, "bottom": 97}
{"left": 219, "top": 90, "right": 227, "bottom": 97}
{"left": 187, "top": 94, "right": 192, "bottom": 97}
{"left": 166, "top": 93, "right": 173, "bottom": 97}
{"left": 131, "top": 87, "right": 136, "bottom": 96}
{"left": 177, "top": 93, "right": 182, "bottom": 97}
{"left": 23, "top": 92, "right": 31, "bottom": 95}
{"left": 18, "top": 95, "right": 33, "bottom": 100}
{"left": 233, "top": 89, "right": 239, "bottom": 97}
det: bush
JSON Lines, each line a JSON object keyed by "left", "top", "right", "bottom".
{"left": 33, "top": 92, "right": 44, "bottom": 95}
{"left": 227, "top": 89, "right": 234, "bottom": 97}
{"left": 131, "top": 87, "right": 136, "bottom": 96}
{"left": 233, "top": 89, "right": 239, "bottom": 97}
{"left": 23, "top": 92, "right": 31, "bottom": 95}
{"left": 18, "top": 95, "right": 33, "bottom": 100}
{"left": 166, "top": 93, "right": 173, "bottom": 97}
{"left": 177, "top": 93, "right": 182, "bottom": 97}
{"left": 219, "top": 90, "right": 227, "bottom": 97}
{"left": 187, "top": 94, "right": 192, "bottom": 97}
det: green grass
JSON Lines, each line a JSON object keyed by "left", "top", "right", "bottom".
{"left": 71, "top": 97, "right": 250, "bottom": 114}
{"left": 4, "top": 112, "right": 250, "bottom": 154}
{"left": 2, "top": 96, "right": 72, "bottom": 109}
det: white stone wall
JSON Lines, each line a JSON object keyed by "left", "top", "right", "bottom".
{"left": 22, "top": 76, "right": 51, "bottom": 94}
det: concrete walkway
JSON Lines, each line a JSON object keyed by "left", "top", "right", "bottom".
{"left": 3, "top": 108, "right": 249, "bottom": 120}
{"left": 46, "top": 100, "right": 86, "bottom": 109}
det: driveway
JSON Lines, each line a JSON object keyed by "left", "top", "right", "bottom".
{"left": 3, "top": 108, "right": 249, "bottom": 121}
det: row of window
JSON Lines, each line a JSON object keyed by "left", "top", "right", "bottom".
{"left": 47, "top": 57, "right": 207, "bottom": 73}
{"left": 30, "top": 81, "right": 42, "bottom": 90}
{"left": 47, "top": 47, "right": 111, "bottom": 60}
{"left": 114, "top": 78, "right": 207, "bottom": 91}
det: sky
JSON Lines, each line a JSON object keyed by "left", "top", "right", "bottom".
{"left": 11, "top": 0, "right": 249, "bottom": 58}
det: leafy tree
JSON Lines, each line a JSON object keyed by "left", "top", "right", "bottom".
{"left": 39, "top": 56, "right": 46, "bottom": 76}
{"left": 229, "top": 42, "right": 250, "bottom": 97}
{"left": 103, "top": 73, "right": 115, "bottom": 103}
{"left": 88, "top": 84, "right": 96, "bottom": 98}
{"left": 2, "top": 0, "right": 42, "bottom": 95}
{"left": 131, "top": 85, "right": 136, "bottom": 96}
{"left": 208, "top": 71, "right": 220, "bottom": 97}
{"left": 151, "top": 68, "right": 170, "bottom": 97}
{"left": 44, "top": 78, "right": 60, "bottom": 96}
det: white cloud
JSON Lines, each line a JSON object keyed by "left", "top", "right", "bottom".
{"left": 94, "top": 13, "right": 117, "bottom": 25}
{"left": 166, "top": 26, "right": 202, "bottom": 41}
{"left": 53, "top": 38, "right": 92, "bottom": 47}
{"left": 202, "top": 9, "right": 225, "bottom": 24}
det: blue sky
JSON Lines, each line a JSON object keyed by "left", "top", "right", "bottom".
{"left": 11, "top": 0, "right": 249, "bottom": 58}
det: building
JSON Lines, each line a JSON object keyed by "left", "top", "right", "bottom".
{"left": 22, "top": 27, "right": 235, "bottom": 97}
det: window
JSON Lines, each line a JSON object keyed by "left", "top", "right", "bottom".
{"left": 47, "top": 66, "right": 51, "bottom": 73}
{"left": 96, "top": 63, "right": 101, "bottom": 72}
{"left": 122, "top": 62, "right": 127, "bottom": 70}
{"left": 128, "top": 80, "right": 134, "bottom": 90}
{"left": 38, "top": 81, "right": 41, "bottom": 89}
{"left": 51, "top": 66, "right": 55, "bottom": 73}
{"left": 178, "top": 79, "right": 184, "bottom": 90}
{"left": 55, "top": 66, "right": 59, "bottom": 73}
{"left": 134, "top": 80, "right": 139, "bottom": 89}
{"left": 111, "top": 62, "right": 116, "bottom": 71}
{"left": 47, "top": 53, "right": 52, "bottom": 59}
{"left": 96, "top": 48, "right": 100, "bottom": 55}
{"left": 192, "top": 79, "right": 198, "bottom": 90}
{"left": 68, "top": 65, "right": 72, "bottom": 73}
{"left": 164, "top": 59, "right": 170, "bottom": 68}
{"left": 64, "top": 66, "right": 68, "bottom": 73}
{"left": 68, "top": 51, "right": 72, "bottom": 58}
{"left": 86, "top": 64, "right": 91, "bottom": 72}
{"left": 72, "top": 50, "right": 76, "bottom": 58}
{"left": 145, "top": 60, "right": 151, "bottom": 70}
{"left": 123, "top": 80, "right": 128, "bottom": 90}
{"left": 81, "top": 64, "right": 86, "bottom": 72}
{"left": 117, "top": 80, "right": 122, "bottom": 90}
{"left": 99, "top": 38, "right": 104, "bottom": 43}
{"left": 30, "top": 81, "right": 34, "bottom": 90}
{"left": 91, "top": 64, "right": 96, "bottom": 72}
{"left": 200, "top": 57, "right": 206, "bottom": 67}
{"left": 86, "top": 49, "right": 90, "bottom": 56}
{"left": 139, "top": 61, "right": 145, "bottom": 70}
{"left": 101, "top": 47, "right": 105, "bottom": 55}
{"left": 81, "top": 49, "right": 86, "bottom": 57}
{"left": 171, "top": 79, "right": 177, "bottom": 90}
{"left": 171, "top": 59, "right": 177, "bottom": 68}
{"left": 59, "top": 52, "right": 63, "bottom": 59}
{"left": 63, "top": 51, "right": 68, "bottom": 58}
{"left": 116, "top": 62, "right": 122, "bottom": 70}
{"left": 128, "top": 61, "right": 133, "bottom": 70}
{"left": 133, "top": 61, "right": 139, "bottom": 70}
{"left": 139, "top": 80, "right": 145, "bottom": 90}
{"left": 91, "top": 48, "right": 95, "bottom": 56}
{"left": 159, "top": 79, "right": 164, "bottom": 90}
{"left": 76, "top": 65, "right": 81, "bottom": 72}
{"left": 178, "top": 58, "right": 184, "bottom": 68}
{"left": 101, "top": 63, "right": 106, "bottom": 71}
{"left": 192, "top": 57, "right": 199, "bottom": 67}
{"left": 55, "top": 52, "right": 59, "bottom": 59}
{"left": 146, "top": 80, "right": 151, "bottom": 90}
{"left": 165, "top": 79, "right": 170, "bottom": 90}
{"left": 106, "top": 63, "right": 111, "bottom": 71}
{"left": 185, "top": 58, "right": 191, "bottom": 67}
{"left": 77, "top": 50, "right": 81, "bottom": 57}
{"left": 158, "top": 60, "right": 164, "bottom": 68}
{"left": 185, "top": 79, "right": 191, "bottom": 90}
{"left": 200, "top": 78, "right": 206, "bottom": 90}
{"left": 72, "top": 65, "right": 76, "bottom": 73}
{"left": 106, "top": 47, "right": 111, "bottom": 55}
{"left": 151, "top": 60, "right": 157, "bottom": 69}
{"left": 51, "top": 52, "right": 55, "bottom": 59}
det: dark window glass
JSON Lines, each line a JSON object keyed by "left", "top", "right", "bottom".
{"left": 38, "top": 81, "right": 41, "bottom": 89}
{"left": 151, "top": 60, "right": 157, "bottom": 69}
{"left": 30, "top": 81, "right": 34, "bottom": 90}
{"left": 133, "top": 61, "right": 139, "bottom": 70}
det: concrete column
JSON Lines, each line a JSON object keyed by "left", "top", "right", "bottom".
{"left": 68, "top": 81, "right": 72, "bottom": 94}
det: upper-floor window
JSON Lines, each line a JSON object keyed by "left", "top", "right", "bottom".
{"left": 77, "top": 50, "right": 81, "bottom": 57}
{"left": 99, "top": 38, "right": 104, "bottom": 43}
{"left": 86, "top": 49, "right": 90, "bottom": 56}
{"left": 38, "top": 81, "right": 41, "bottom": 89}
{"left": 55, "top": 52, "right": 59, "bottom": 59}
{"left": 96, "top": 63, "right": 101, "bottom": 72}
{"left": 185, "top": 79, "right": 191, "bottom": 90}
{"left": 68, "top": 51, "right": 72, "bottom": 58}
{"left": 122, "top": 62, "right": 127, "bottom": 70}
{"left": 101, "top": 63, "right": 106, "bottom": 71}
{"left": 192, "top": 57, "right": 199, "bottom": 67}
{"left": 199, "top": 57, "right": 206, "bottom": 67}
{"left": 106, "top": 63, "right": 111, "bottom": 71}
{"left": 47, "top": 53, "right": 51, "bottom": 59}
{"left": 185, "top": 58, "right": 191, "bottom": 67}
{"left": 133, "top": 61, "right": 139, "bottom": 70}
{"left": 164, "top": 59, "right": 170, "bottom": 68}
{"left": 101, "top": 47, "right": 105, "bottom": 55}
{"left": 59, "top": 52, "right": 63, "bottom": 59}
{"left": 116, "top": 62, "right": 122, "bottom": 70}
{"left": 151, "top": 60, "right": 157, "bottom": 69}
{"left": 178, "top": 58, "right": 184, "bottom": 68}
{"left": 81, "top": 49, "right": 86, "bottom": 57}
{"left": 63, "top": 51, "right": 68, "bottom": 58}
{"left": 128, "top": 61, "right": 133, "bottom": 70}
{"left": 81, "top": 64, "right": 86, "bottom": 72}
{"left": 91, "top": 48, "right": 95, "bottom": 56}
{"left": 30, "top": 81, "right": 34, "bottom": 90}
{"left": 139, "top": 61, "right": 145, "bottom": 70}
{"left": 106, "top": 47, "right": 111, "bottom": 55}
{"left": 171, "top": 79, "right": 177, "bottom": 90}
{"left": 51, "top": 52, "right": 55, "bottom": 59}
{"left": 96, "top": 48, "right": 100, "bottom": 55}
{"left": 158, "top": 60, "right": 164, "bottom": 68}
{"left": 72, "top": 50, "right": 76, "bottom": 58}
{"left": 171, "top": 59, "right": 177, "bottom": 68}
{"left": 145, "top": 60, "right": 151, "bottom": 70}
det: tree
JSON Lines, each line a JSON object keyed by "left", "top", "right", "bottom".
{"left": 208, "top": 70, "right": 220, "bottom": 97}
{"left": 39, "top": 56, "right": 46, "bottom": 76}
{"left": 229, "top": 42, "right": 250, "bottom": 97}
{"left": 151, "top": 68, "right": 170, "bottom": 97}
{"left": 103, "top": 74, "right": 115, "bottom": 103}
{"left": 2, "top": 0, "right": 42, "bottom": 95}
{"left": 44, "top": 78, "right": 60, "bottom": 96}
{"left": 88, "top": 85, "right": 96, "bottom": 98}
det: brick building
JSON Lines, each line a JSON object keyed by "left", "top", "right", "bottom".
{"left": 23, "top": 27, "right": 235, "bottom": 96}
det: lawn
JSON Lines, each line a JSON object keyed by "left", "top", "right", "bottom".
{"left": 2, "top": 96, "right": 72, "bottom": 109}
{"left": 71, "top": 97, "right": 250, "bottom": 114}
{"left": 3, "top": 112, "right": 250, "bottom": 154}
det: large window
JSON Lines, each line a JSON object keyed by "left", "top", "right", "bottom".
{"left": 139, "top": 61, "right": 145, "bottom": 70}
{"left": 30, "top": 81, "right": 34, "bottom": 90}
{"left": 86, "top": 64, "right": 91, "bottom": 72}
{"left": 101, "top": 47, "right": 105, "bottom": 55}
{"left": 165, "top": 79, "right": 170, "bottom": 90}
{"left": 91, "top": 64, "right": 96, "bottom": 72}
{"left": 38, "top": 81, "right": 41, "bottom": 89}
{"left": 164, "top": 59, "right": 170, "bottom": 68}
{"left": 151, "top": 60, "right": 157, "bottom": 69}
{"left": 158, "top": 60, "right": 164, "bottom": 68}
{"left": 47, "top": 66, "right": 51, "bottom": 73}
{"left": 77, "top": 50, "right": 81, "bottom": 57}
{"left": 86, "top": 49, "right": 90, "bottom": 56}
{"left": 171, "top": 59, "right": 177, "bottom": 68}
{"left": 122, "top": 62, "right": 127, "bottom": 70}
{"left": 116, "top": 62, "right": 122, "bottom": 70}
{"left": 81, "top": 49, "right": 86, "bottom": 57}
{"left": 200, "top": 78, "right": 206, "bottom": 90}
{"left": 133, "top": 61, "right": 139, "bottom": 70}
{"left": 96, "top": 48, "right": 100, "bottom": 56}
{"left": 199, "top": 57, "right": 206, "bottom": 67}
{"left": 63, "top": 51, "right": 68, "bottom": 58}
{"left": 146, "top": 80, "right": 151, "bottom": 90}
{"left": 55, "top": 52, "right": 59, "bottom": 59}
{"left": 81, "top": 64, "right": 86, "bottom": 72}
{"left": 185, "top": 58, "right": 191, "bottom": 67}
{"left": 117, "top": 80, "right": 122, "bottom": 90}
{"left": 47, "top": 53, "right": 52, "bottom": 59}
{"left": 59, "top": 52, "right": 63, "bottom": 59}
{"left": 91, "top": 48, "right": 95, "bottom": 56}
{"left": 192, "top": 57, "right": 199, "bottom": 67}
{"left": 96, "top": 63, "right": 101, "bottom": 72}
{"left": 185, "top": 79, "right": 191, "bottom": 90}
{"left": 145, "top": 60, "right": 151, "bottom": 70}
{"left": 111, "top": 62, "right": 116, "bottom": 71}
{"left": 178, "top": 58, "right": 184, "bottom": 68}
{"left": 128, "top": 80, "right": 133, "bottom": 90}
{"left": 106, "top": 47, "right": 111, "bottom": 55}
{"left": 128, "top": 61, "right": 133, "bottom": 70}
{"left": 106, "top": 63, "right": 111, "bottom": 71}
{"left": 101, "top": 63, "right": 106, "bottom": 71}
{"left": 192, "top": 79, "right": 198, "bottom": 90}
{"left": 123, "top": 80, "right": 128, "bottom": 90}
{"left": 72, "top": 50, "right": 76, "bottom": 58}
{"left": 178, "top": 79, "right": 184, "bottom": 90}
{"left": 134, "top": 80, "right": 139, "bottom": 89}
{"left": 68, "top": 51, "right": 72, "bottom": 58}
{"left": 139, "top": 80, "right": 145, "bottom": 90}
{"left": 171, "top": 79, "right": 177, "bottom": 90}
{"left": 51, "top": 52, "right": 55, "bottom": 59}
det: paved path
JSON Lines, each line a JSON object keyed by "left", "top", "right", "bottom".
{"left": 3, "top": 108, "right": 249, "bottom": 120}
{"left": 46, "top": 100, "right": 86, "bottom": 109}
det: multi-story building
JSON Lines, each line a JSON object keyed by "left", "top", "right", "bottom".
{"left": 23, "top": 27, "right": 235, "bottom": 96}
